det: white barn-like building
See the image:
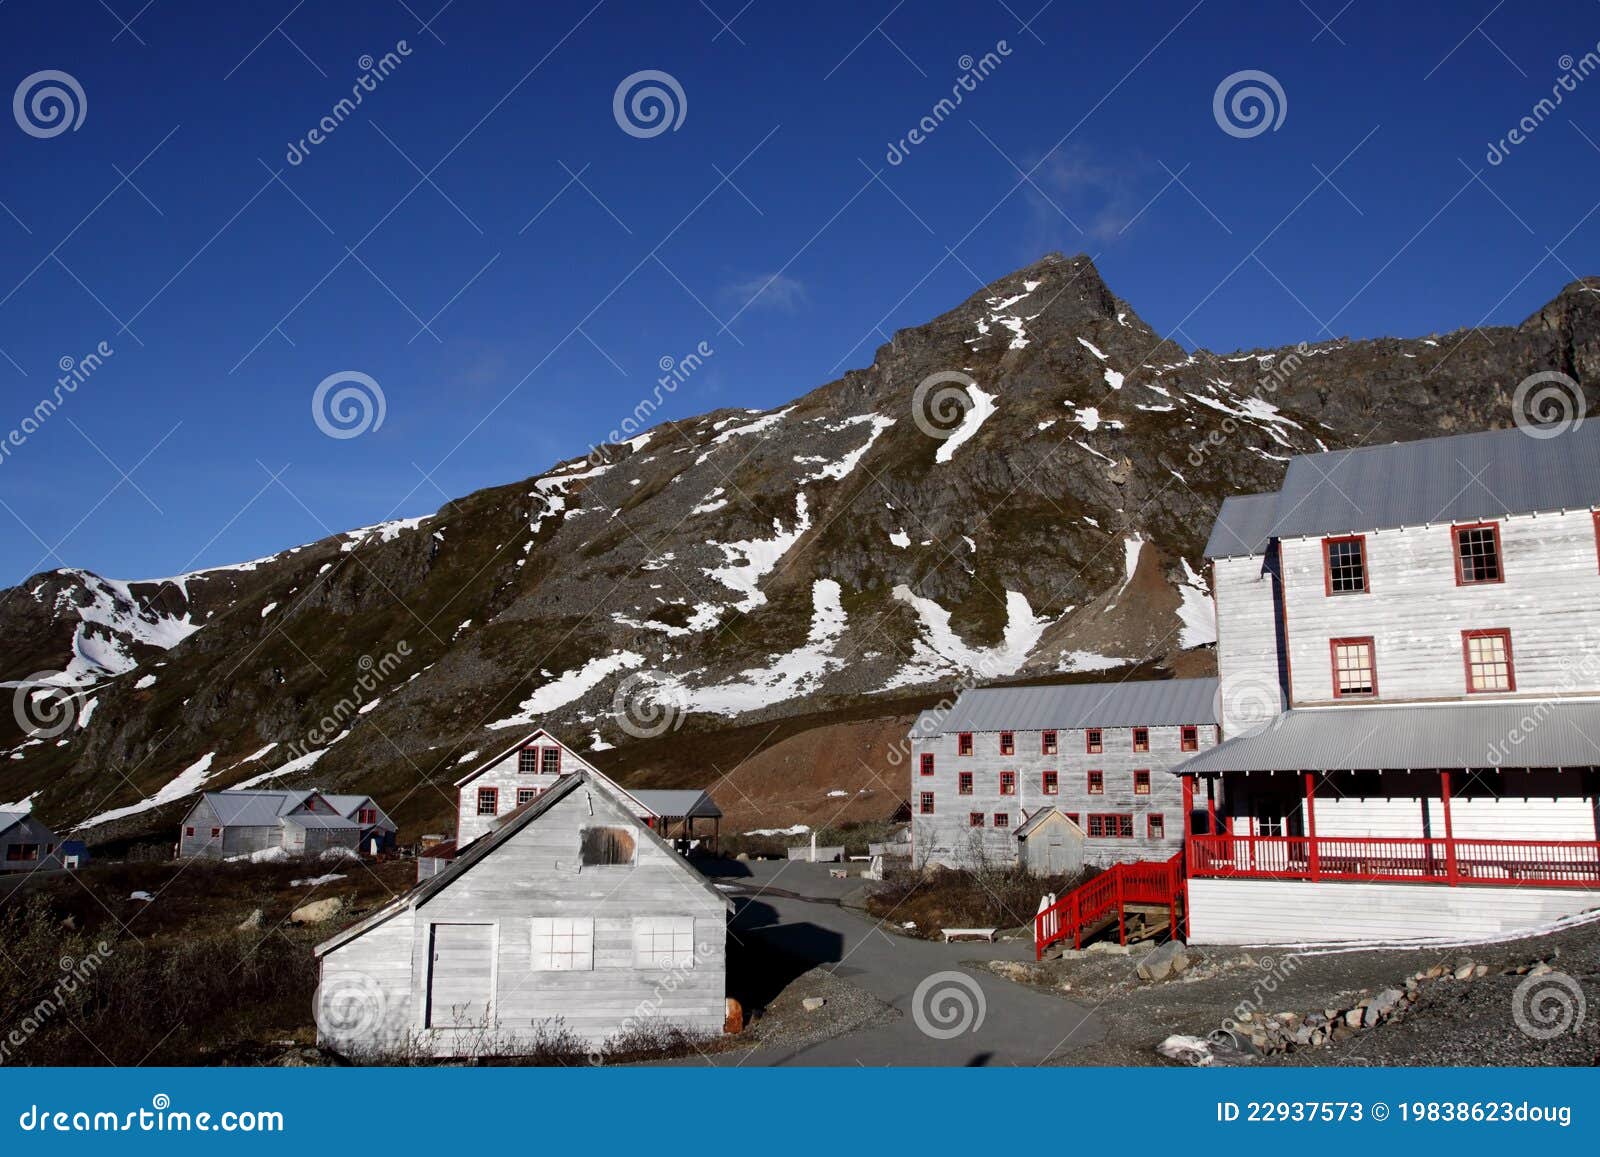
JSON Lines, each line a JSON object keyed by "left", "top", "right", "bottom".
{"left": 1184, "top": 423, "right": 1600, "bottom": 943}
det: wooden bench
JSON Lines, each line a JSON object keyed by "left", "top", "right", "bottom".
{"left": 941, "top": 927, "right": 998, "bottom": 942}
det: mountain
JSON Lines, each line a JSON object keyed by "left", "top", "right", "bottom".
{"left": 3, "top": 254, "right": 1596, "bottom": 845}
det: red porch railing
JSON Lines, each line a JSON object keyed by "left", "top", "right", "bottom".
{"left": 1188, "top": 834, "right": 1600, "bottom": 887}
{"left": 1034, "top": 851, "right": 1184, "bottom": 960}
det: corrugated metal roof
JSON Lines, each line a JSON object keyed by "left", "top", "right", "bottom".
{"left": 925, "top": 677, "right": 1219, "bottom": 735}
{"left": 1206, "top": 424, "right": 1600, "bottom": 559}
{"left": 1174, "top": 700, "right": 1600, "bottom": 773}
{"left": 203, "top": 791, "right": 299, "bottom": 827}
{"left": 0, "top": 811, "right": 27, "bottom": 836}
{"left": 282, "top": 813, "right": 361, "bottom": 830}
{"left": 631, "top": 789, "right": 722, "bottom": 819}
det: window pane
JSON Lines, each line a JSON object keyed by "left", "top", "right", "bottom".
{"left": 632, "top": 916, "right": 695, "bottom": 970}
{"left": 1466, "top": 633, "right": 1511, "bottom": 691}
{"left": 1456, "top": 526, "right": 1501, "bottom": 583}
{"left": 1326, "top": 538, "right": 1366, "bottom": 593}
{"left": 1333, "top": 640, "right": 1375, "bottom": 695}
{"left": 532, "top": 917, "right": 595, "bottom": 971}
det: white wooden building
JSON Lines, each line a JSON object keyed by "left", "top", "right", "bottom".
{"left": 908, "top": 679, "right": 1220, "bottom": 871}
{"left": 177, "top": 789, "right": 395, "bottom": 860}
{"left": 1183, "top": 423, "right": 1600, "bottom": 943}
{"left": 0, "top": 810, "right": 66, "bottom": 872}
{"left": 313, "top": 770, "right": 730, "bottom": 1058}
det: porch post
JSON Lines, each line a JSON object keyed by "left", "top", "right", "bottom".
{"left": 1205, "top": 776, "right": 1217, "bottom": 835}
{"left": 1182, "top": 773, "right": 1195, "bottom": 835}
{"left": 1304, "top": 771, "right": 1320, "bottom": 881}
{"left": 1439, "top": 769, "right": 1458, "bottom": 885}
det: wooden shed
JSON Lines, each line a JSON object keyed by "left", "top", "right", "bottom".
{"left": 313, "top": 770, "right": 731, "bottom": 1058}
{"left": 1015, "top": 807, "right": 1086, "bottom": 876}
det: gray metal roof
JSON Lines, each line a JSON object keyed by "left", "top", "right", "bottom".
{"left": 0, "top": 811, "right": 27, "bottom": 837}
{"left": 631, "top": 789, "right": 722, "bottom": 819}
{"left": 919, "top": 677, "right": 1219, "bottom": 736}
{"left": 202, "top": 790, "right": 306, "bottom": 827}
{"left": 1174, "top": 700, "right": 1600, "bottom": 773}
{"left": 1206, "top": 424, "right": 1600, "bottom": 559}
{"left": 282, "top": 812, "right": 361, "bottom": 830}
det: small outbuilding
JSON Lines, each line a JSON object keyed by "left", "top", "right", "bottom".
{"left": 0, "top": 811, "right": 66, "bottom": 872}
{"left": 1015, "top": 807, "right": 1086, "bottom": 876}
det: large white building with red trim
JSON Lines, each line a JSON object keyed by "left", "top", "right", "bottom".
{"left": 1182, "top": 423, "right": 1600, "bottom": 943}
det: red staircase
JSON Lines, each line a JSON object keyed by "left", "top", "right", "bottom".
{"left": 1034, "top": 851, "right": 1185, "bottom": 960}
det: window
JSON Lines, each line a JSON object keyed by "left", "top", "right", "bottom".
{"left": 1064, "top": 813, "right": 1080, "bottom": 827}
{"left": 919, "top": 792, "right": 935, "bottom": 815}
{"left": 919, "top": 753, "right": 935, "bottom": 776}
{"left": 1258, "top": 813, "right": 1286, "bottom": 837}
{"left": 1087, "top": 770, "right": 1104, "bottom": 795}
{"left": 1134, "top": 770, "right": 1151, "bottom": 795}
{"left": 580, "top": 826, "right": 636, "bottom": 866}
{"left": 1041, "top": 770, "right": 1058, "bottom": 795}
{"left": 1085, "top": 728, "right": 1103, "bottom": 754}
{"left": 476, "top": 787, "right": 498, "bottom": 815}
{"left": 5, "top": 844, "right": 39, "bottom": 862}
{"left": 957, "top": 771, "right": 973, "bottom": 795}
{"left": 356, "top": 807, "right": 377, "bottom": 825}
{"left": 632, "top": 916, "right": 696, "bottom": 970}
{"left": 1463, "top": 629, "right": 1515, "bottom": 693}
{"left": 1331, "top": 637, "right": 1377, "bottom": 698}
{"left": 183, "top": 826, "right": 195, "bottom": 837}
{"left": 1180, "top": 725, "right": 1198, "bottom": 752}
{"left": 1453, "top": 523, "right": 1503, "bottom": 585}
{"left": 993, "top": 813, "right": 1010, "bottom": 829}
{"left": 957, "top": 732, "right": 973, "bottom": 756}
{"left": 1323, "top": 535, "right": 1369, "bottom": 595}
{"left": 1132, "top": 727, "right": 1149, "bottom": 752}
{"left": 541, "top": 747, "right": 561, "bottom": 776}
{"left": 1147, "top": 814, "right": 1165, "bottom": 839}
{"left": 516, "top": 788, "right": 538, "bottom": 807}
{"left": 210, "top": 827, "right": 221, "bottom": 838}
{"left": 1041, "top": 729, "right": 1058, "bottom": 755}
{"left": 999, "top": 771, "right": 1016, "bottom": 796}
{"left": 999, "top": 731, "right": 1015, "bottom": 755}
{"left": 969, "top": 811, "right": 985, "bottom": 828}
{"left": 518, "top": 748, "right": 539, "bottom": 774}
{"left": 530, "top": 917, "right": 594, "bottom": 971}
{"left": 1087, "top": 814, "right": 1134, "bottom": 839}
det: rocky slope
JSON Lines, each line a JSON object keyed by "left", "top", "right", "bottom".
{"left": 2, "top": 254, "right": 1595, "bottom": 844}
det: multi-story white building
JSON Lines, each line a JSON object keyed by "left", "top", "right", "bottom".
{"left": 1184, "top": 423, "right": 1600, "bottom": 943}
{"left": 909, "top": 679, "right": 1220, "bottom": 871}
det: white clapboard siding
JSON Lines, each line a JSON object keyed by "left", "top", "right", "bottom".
{"left": 911, "top": 723, "right": 1215, "bottom": 870}
{"left": 455, "top": 733, "right": 652, "bottom": 845}
{"left": 1188, "top": 877, "right": 1600, "bottom": 945}
{"left": 317, "top": 909, "right": 415, "bottom": 1053}
{"left": 425, "top": 923, "right": 496, "bottom": 1028}
{"left": 1213, "top": 553, "right": 1286, "bottom": 735}
{"left": 1278, "top": 509, "right": 1600, "bottom": 704}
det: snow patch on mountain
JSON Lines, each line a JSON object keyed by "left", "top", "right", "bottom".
{"left": 488, "top": 651, "right": 646, "bottom": 730}
{"left": 934, "top": 383, "right": 997, "bottom": 464}
{"left": 40, "top": 571, "right": 205, "bottom": 683}
{"left": 78, "top": 750, "right": 216, "bottom": 829}
{"left": 885, "top": 586, "right": 1050, "bottom": 687}
{"left": 1176, "top": 557, "right": 1217, "bottom": 648}
{"left": 704, "top": 493, "right": 811, "bottom": 612}
{"left": 799, "top": 414, "right": 894, "bottom": 483}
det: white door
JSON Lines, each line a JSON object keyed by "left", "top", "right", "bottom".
{"left": 426, "top": 924, "right": 495, "bottom": 1029}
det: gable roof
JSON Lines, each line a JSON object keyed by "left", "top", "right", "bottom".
{"left": 452, "top": 729, "right": 584, "bottom": 787}
{"left": 321, "top": 794, "right": 394, "bottom": 827}
{"left": 914, "top": 677, "right": 1219, "bottom": 736}
{"left": 314, "top": 771, "right": 730, "bottom": 958}
{"left": 0, "top": 811, "right": 29, "bottom": 839}
{"left": 630, "top": 789, "right": 722, "bottom": 819}
{"left": 1014, "top": 806, "right": 1084, "bottom": 840}
{"left": 1206, "top": 424, "right": 1600, "bottom": 559}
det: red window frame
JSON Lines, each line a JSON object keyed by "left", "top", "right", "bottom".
{"left": 1180, "top": 725, "right": 1198, "bottom": 752}
{"left": 1330, "top": 636, "right": 1378, "bottom": 698}
{"left": 1087, "top": 770, "right": 1104, "bottom": 795}
{"left": 516, "top": 787, "right": 538, "bottom": 806}
{"left": 999, "top": 770, "right": 1017, "bottom": 796}
{"left": 210, "top": 827, "right": 221, "bottom": 838}
{"left": 998, "top": 731, "right": 1015, "bottom": 755}
{"left": 1147, "top": 813, "right": 1165, "bottom": 839}
{"left": 957, "top": 771, "right": 974, "bottom": 795}
{"left": 1322, "top": 534, "right": 1369, "bottom": 595}
{"left": 184, "top": 826, "right": 195, "bottom": 837}
{"left": 919, "top": 792, "right": 935, "bottom": 815}
{"left": 1462, "top": 628, "right": 1516, "bottom": 693}
{"left": 518, "top": 748, "right": 539, "bottom": 774}
{"left": 1132, "top": 727, "right": 1149, "bottom": 753}
{"left": 919, "top": 753, "right": 935, "bottom": 776}
{"left": 1133, "top": 770, "right": 1151, "bottom": 795}
{"left": 1085, "top": 727, "right": 1102, "bottom": 754}
{"left": 968, "top": 812, "right": 985, "bottom": 828}
{"left": 1041, "top": 770, "right": 1058, "bottom": 795}
{"left": 1041, "top": 729, "right": 1058, "bottom": 755}
{"left": 1087, "top": 813, "right": 1134, "bottom": 839}
{"left": 957, "top": 732, "right": 973, "bottom": 756}
{"left": 476, "top": 786, "right": 499, "bottom": 816}
{"left": 540, "top": 746, "right": 562, "bottom": 776}
{"left": 1452, "top": 522, "right": 1505, "bottom": 585}
{"left": 356, "top": 806, "right": 377, "bottom": 825}
{"left": 993, "top": 812, "right": 1010, "bottom": 829}
{"left": 1064, "top": 812, "right": 1080, "bottom": 826}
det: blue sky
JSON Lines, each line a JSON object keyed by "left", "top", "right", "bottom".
{"left": 1, "top": 0, "right": 1597, "bottom": 583}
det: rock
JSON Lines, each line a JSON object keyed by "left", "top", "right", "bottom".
{"left": 1427, "top": 966, "right": 1446, "bottom": 979}
{"left": 1293, "top": 1025, "right": 1314, "bottom": 1046}
{"left": 1531, "top": 960, "right": 1554, "bottom": 976}
{"left": 1086, "top": 940, "right": 1131, "bottom": 955}
{"left": 1311, "top": 1029, "right": 1325, "bottom": 1046}
{"left": 1474, "top": 964, "right": 1489, "bottom": 977}
{"left": 1137, "top": 941, "right": 1190, "bottom": 982}
{"left": 1344, "top": 1008, "right": 1364, "bottom": 1028}
{"left": 1370, "top": 988, "right": 1405, "bottom": 1017}
{"left": 990, "top": 961, "right": 1032, "bottom": 982}
{"left": 289, "top": 897, "right": 343, "bottom": 925}
{"left": 1453, "top": 962, "right": 1476, "bottom": 981}
{"left": 735, "top": 852, "right": 750, "bottom": 862}
{"left": 1157, "top": 1034, "right": 1214, "bottom": 1066}
{"left": 237, "top": 907, "right": 264, "bottom": 930}
{"left": 724, "top": 997, "right": 744, "bottom": 1034}
{"left": 271, "top": 1047, "right": 327, "bottom": 1067}
{"left": 801, "top": 997, "right": 827, "bottom": 1012}
{"left": 1331, "top": 1024, "right": 1355, "bottom": 1042}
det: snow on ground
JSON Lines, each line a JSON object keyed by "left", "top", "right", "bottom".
{"left": 488, "top": 651, "right": 645, "bottom": 730}
{"left": 649, "top": 579, "right": 849, "bottom": 715}
{"left": 704, "top": 493, "right": 811, "bottom": 612}
{"left": 76, "top": 697, "right": 98, "bottom": 728}
{"left": 341, "top": 516, "right": 429, "bottom": 551}
{"left": 885, "top": 586, "right": 1051, "bottom": 687}
{"left": 1071, "top": 406, "right": 1124, "bottom": 432}
{"left": 233, "top": 746, "right": 326, "bottom": 789}
{"left": 1104, "top": 367, "right": 1125, "bottom": 390}
{"left": 455, "top": 749, "right": 481, "bottom": 764}
{"left": 1057, "top": 650, "right": 1129, "bottom": 673}
{"left": 696, "top": 406, "right": 794, "bottom": 464}
{"left": 745, "top": 824, "right": 809, "bottom": 837}
{"left": 38, "top": 571, "right": 205, "bottom": 683}
{"left": 0, "top": 792, "right": 38, "bottom": 811}
{"left": 1184, "top": 379, "right": 1302, "bottom": 446}
{"left": 290, "top": 872, "right": 346, "bottom": 887}
{"left": 934, "top": 383, "right": 997, "bottom": 464}
{"left": 260, "top": 602, "right": 278, "bottom": 618}
{"left": 798, "top": 414, "right": 894, "bottom": 483}
{"left": 589, "top": 731, "right": 615, "bottom": 752}
{"left": 611, "top": 601, "right": 722, "bottom": 638}
{"left": 529, "top": 463, "right": 613, "bottom": 536}
{"left": 690, "top": 488, "right": 728, "bottom": 515}
{"left": 889, "top": 529, "right": 910, "bottom": 548}
{"left": 77, "top": 751, "right": 216, "bottom": 829}
{"left": 130, "top": 891, "right": 154, "bottom": 902}
{"left": 1176, "top": 557, "right": 1217, "bottom": 648}
{"left": 227, "top": 846, "right": 289, "bottom": 864}
{"left": 134, "top": 674, "right": 157, "bottom": 689}
{"left": 1078, "top": 337, "right": 1108, "bottom": 361}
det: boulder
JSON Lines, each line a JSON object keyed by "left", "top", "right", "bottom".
{"left": 801, "top": 996, "right": 827, "bottom": 1012}
{"left": 1369, "top": 988, "right": 1405, "bottom": 1018}
{"left": 1344, "top": 1008, "right": 1364, "bottom": 1029}
{"left": 237, "top": 908, "right": 264, "bottom": 931}
{"left": 1137, "top": 941, "right": 1190, "bottom": 982}
{"left": 1157, "top": 1034, "right": 1214, "bottom": 1066}
{"left": 724, "top": 998, "right": 744, "bottom": 1034}
{"left": 289, "top": 897, "right": 343, "bottom": 925}
{"left": 1453, "top": 962, "right": 1476, "bottom": 981}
